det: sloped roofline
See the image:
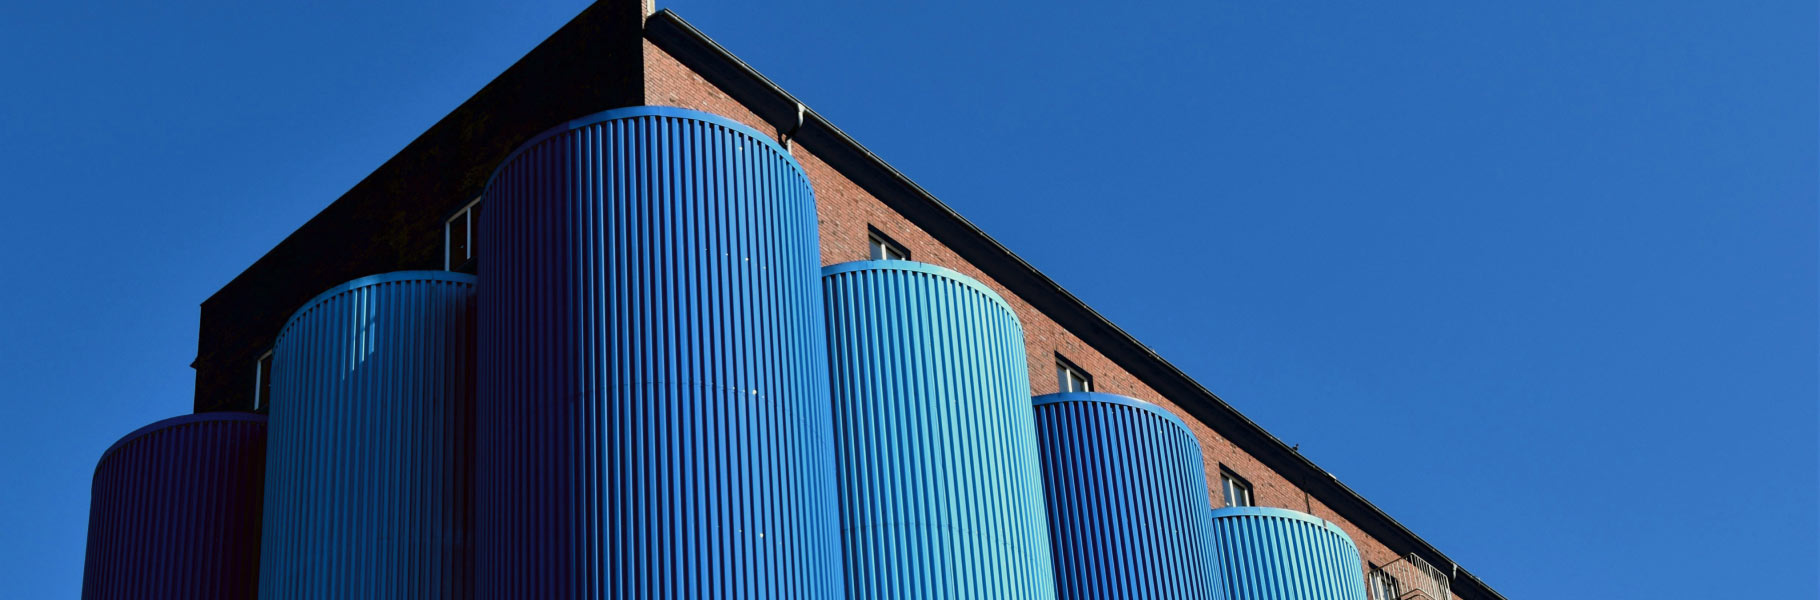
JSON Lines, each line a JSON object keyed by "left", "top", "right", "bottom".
{"left": 645, "top": 9, "right": 1504, "bottom": 600}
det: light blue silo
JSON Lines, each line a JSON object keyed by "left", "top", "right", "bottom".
{"left": 477, "top": 106, "right": 841, "bottom": 598}
{"left": 1032, "top": 392, "right": 1220, "bottom": 600}
{"left": 259, "top": 271, "right": 476, "bottom": 600}
{"left": 822, "top": 260, "right": 1058, "bottom": 599}
{"left": 1209, "top": 507, "right": 1370, "bottom": 600}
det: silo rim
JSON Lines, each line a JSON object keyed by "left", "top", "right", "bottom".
{"left": 822, "top": 260, "right": 1016, "bottom": 317}
{"left": 1209, "top": 506, "right": 1356, "bottom": 543}
{"left": 98, "top": 411, "right": 266, "bottom": 465}
{"left": 1032, "top": 391, "right": 1196, "bottom": 439}
{"left": 486, "top": 105, "right": 808, "bottom": 193}
{"left": 279, "top": 270, "right": 477, "bottom": 342}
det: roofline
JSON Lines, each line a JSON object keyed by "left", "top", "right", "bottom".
{"left": 189, "top": 0, "right": 647, "bottom": 413}
{"left": 646, "top": 9, "right": 1504, "bottom": 600}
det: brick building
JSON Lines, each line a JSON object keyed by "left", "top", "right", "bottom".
{"left": 184, "top": 3, "right": 1505, "bottom": 598}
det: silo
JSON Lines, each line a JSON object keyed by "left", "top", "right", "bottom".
{"left": 1031, "top": 392, "right": 1219, "bottom": 600}
{"left": 823, "top": 260, "right": 1058, "bottom": 599}
{"left": 477, "top": 106, "right": 840, "bottom": 598}
{"left": 1208, "top": 507, "right": 1370, "bottom": 600}
{"left": 82, "top": 412, "right": 266, "bottom": 600}
{"left": 259, "top": 271, "right": 476, "bottom": 599}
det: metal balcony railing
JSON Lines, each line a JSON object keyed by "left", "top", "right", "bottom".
{"left": 1369, "top": 553, "right": 1451, "bottom": 600}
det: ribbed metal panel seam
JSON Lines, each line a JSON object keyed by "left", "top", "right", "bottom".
{"left": 83, "top": 413, "right": 267, "bottom": 600}
{"left": 1208, "top": 507, "right": 1368, "bottom": 600}
{"left": 478, "top": 106, "right": 841, "bottom": 598}
{"left": 1032, "top": 392, "right": 1219, "bottom": 600}
{"left": 823, "top": 260, "right": 1057, "bottom": 599}
{"left": 259, "top": 271, "right": 476, "bottom": 599}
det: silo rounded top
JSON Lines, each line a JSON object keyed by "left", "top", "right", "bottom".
{"left": 822, "top": 260, "right": 1016, "bottom": 323}
{"left": 97, "top": 411, "right": 266, "bottom": 466}
{"left": 279, "top": 271, "right": 476, "bottom": 338}
{"left": 1032, "top": 391, "right": 1195, "bottom": 438}
{"left": 1207, "top": 506, "right": 1368, "bottom": 600}
{"left": 1209, "top": 506, "right": 1355, "bottom": 541}
{"left": 490, "top": 105, "right": 807, "bottom": 188}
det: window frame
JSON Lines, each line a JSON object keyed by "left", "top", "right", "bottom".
{"left": 866, "top": 228, "right": 909, "bottom": 261}
{"left": 1055, "top": 354, "right": 1093, "bottom": 393}
{"left": 252, "top": 348, "right": 274, "bottom": 412}
{"left": 445, "top": 196, "right": 483, "bottom": 271}
{"left": 1218, "top": 466, "right": 1254, "bottom": 508}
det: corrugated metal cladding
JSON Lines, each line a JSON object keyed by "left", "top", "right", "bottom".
{"left": 477, "top": 106, "right": 841, "bottom": 598}
{"left": 82, "top": 412, "right": 266, "bottom": 600}
{"left": 1209, "top": 507, "right": 1370, "bottom": 600}
{"left": 1032, "top": 392, "right": 1220, "bottom": 600}
{"left": 823, "top": 260, "right": 1059, "bottom": 599}
{"left": 260, "top": 271, "right": 476, "bottom": 600}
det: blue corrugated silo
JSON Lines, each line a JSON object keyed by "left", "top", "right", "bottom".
{"left": 822, "top": 260, "right": 1058, "bottom": 599}
{"left": 82, "top": 412, "right": 267, "bottom": 600}
{"left": 477, "top": 106, "right": 841, "bottom": 598}
{"left": 259, "top": 271, "right": 476, "bottom": 599}
{"left": 1209, "top": 506, "right": 1370, "bottom": 600}
{"left": 1032, "top": 392, "right": 1220, "bottom": 600}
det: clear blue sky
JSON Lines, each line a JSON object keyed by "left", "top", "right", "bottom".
{"left": 1, "top": 1, "right": 1813, "bottom": 597}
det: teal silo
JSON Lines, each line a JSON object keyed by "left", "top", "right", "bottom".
{"left": 259, "top": 271, "right": 476, "bottom": 599}
{"left": 822, "top": 260, "right": 1058, "bottom": 599}
{"left": 1032, "top": 392, "right": 1220, "bottom": 600}
{"left": 1209, "top": 507, "right": 1370, "bottom": 600}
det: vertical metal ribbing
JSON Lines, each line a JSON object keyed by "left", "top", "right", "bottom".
{"left": 259, "top": 271, "right": 476, "bottom": 600}
{"left": 822, "top": 260, "right": 1058, "bottom": 600}
{"left": 1208, "top": 507, "right": 1369, "bottom": 600}
{"left": 477, "top": 106, "right": 840, "bottom": 598}
{"left": 82, "top": 413, "right": 267, "bottom": 600}
{"left": 1031, "top": 392, "right": 1220, "bottom": 600}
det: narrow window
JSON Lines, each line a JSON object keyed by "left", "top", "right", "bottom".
{"left": 1055, "top": 356, "right": 1092, "bottom": 393}
{"left": 446, "top": 197, "right": 482, "bottom": 272}
{"left": 253, "top": 349, "right": 274, "bottom": 412}
{"left": 1219, "top": 468, "right": 1253, "bottom": 507}
{"left": 867, "top": 229, "right": 909, "bottom": 261}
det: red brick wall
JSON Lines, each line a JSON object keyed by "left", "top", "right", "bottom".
{"left": 646, "top": 39, "right": 1407, "bottom": 581}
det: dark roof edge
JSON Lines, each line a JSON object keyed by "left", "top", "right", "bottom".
{"left": 197, "top": 1, "right": 641, "bottom": 313}
{"left": 646, "top": 9, "right": 1505, "bottom": 600}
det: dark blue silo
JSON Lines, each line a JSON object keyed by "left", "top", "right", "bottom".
{"left": 82, "top": 412, "right": 267, "bottom": 600}
{"left": 477, "top": 106, "right": 841, "bottom": 598}
{"left": 822, "top": 260, "right": 1058, "bottom": 599}
{"left": 1209, "top": 507, "right": 1370, "bottom": 600}
{"left": 1031, "top": 392, "right": 1220, "bottom": 600}
{"left": 259, "top": 271, "right": 476, "bottom": 599}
